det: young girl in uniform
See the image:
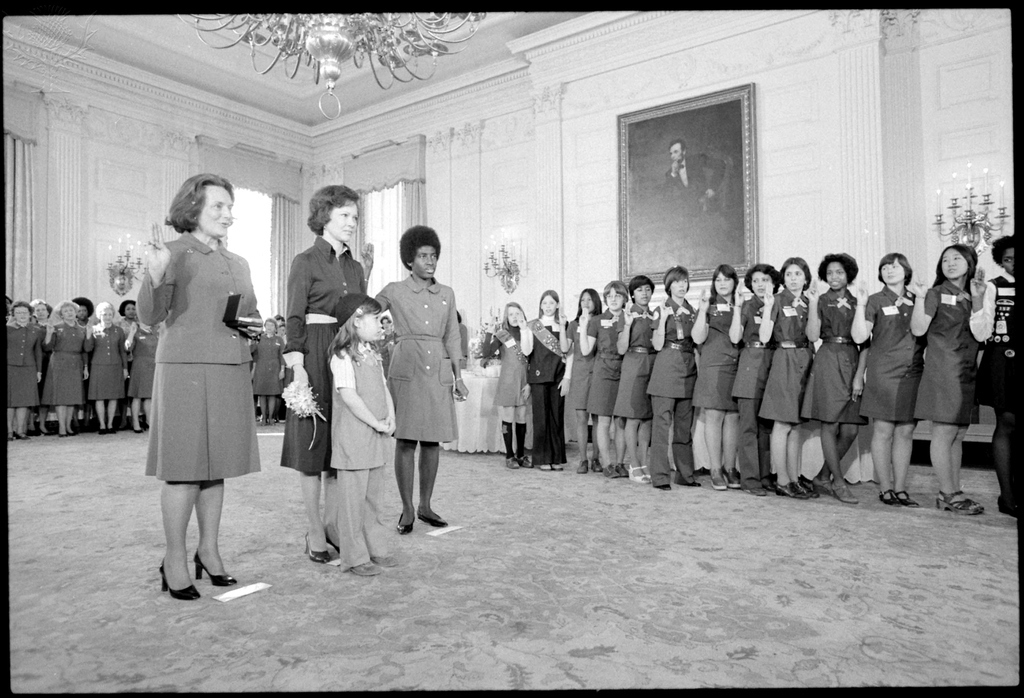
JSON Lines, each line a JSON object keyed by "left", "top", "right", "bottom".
{"left": 583, "top": 281, "right": 629, "bottom": 479}
{"left": 251, "top": 317, "right": 285, "bottom": 426}
{"left": 648, "top": 266, "right": 699, "bottom": 490}
{"left": 758, "top": 257, "right": 817, "bottom": 499}
{"left": 800, "top": 253, "right": 867, "bottom": 504}
{"left": 565, "top": 289, "right": 603, "bottom": 473}
{"left": 912, "top": 244, "right": 988, "bottom": 514}
{"left": 482, "top": 302, "right": 531, "bottom": 469}
{"left": 851, "top": 253, "right": 924, "bottom": 507}
{"left": 614, "top": 275, "right": 658, "bottom": 483}
{"left": 328, "top": 293, "right": 397, "bottom": 577}
{"left": 972, "top": 236, "right": 1016, "bottom": 517}
{"left": 524, "top": 290, "right": 570, "bottom": 471}
{"left": 692, "top": 264, "right": 741, "bottom": 491}
{"left": 730, "top": 264, "right": 780, "bottom": 495}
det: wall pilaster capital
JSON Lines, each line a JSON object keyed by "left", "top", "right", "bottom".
{"left": 532, "top": 83, "right": 566, "bottom": 120}
{"left": 43, "top": 95, "right": 87, "bottom": 131}
{"left": 427, "top": 128, "right": 453, "bottom": 155}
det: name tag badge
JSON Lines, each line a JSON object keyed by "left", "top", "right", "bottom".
{"left": 782, "top": 307, "right": 798, "bottom": 317}
{"left": 996, "top": 287, "right": 1016, "bottom": 297}
{"left": 941, "top": 294, "right": 958, "bottom": 306}
{"left": 882, "top": 306, "right": 899, "bottom": 316}
{"left": 716, "top": 303, "right": 730, "bottom": 312}
{"left": 754, "top": 315, "right": 762, "bottom": 324}
{"left": 600, "top": 319, "right": 614, "bottom": 328}
{"left": 503, "top": 338, "right": 517, "bottom": 348}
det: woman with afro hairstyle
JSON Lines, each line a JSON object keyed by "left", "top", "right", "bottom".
{"left": 799, "top": 253, "right": 868, "bottom": 505}
{"left": 971, "top": 235, "right": 1016, "bottom": 516}
{"left": 376, "top": 225, "right": 468, "bottom": 534}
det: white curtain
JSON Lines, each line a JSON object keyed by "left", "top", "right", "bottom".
{"left": 271, "top": 194, "right": 301, "bottom": 316}
{"left": 362, "top": 180, "right": 426, "bottom": 295}
{"left": 5, "top": 131, "right": 36, "bottom": 302}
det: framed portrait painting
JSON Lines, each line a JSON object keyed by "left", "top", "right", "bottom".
{"left": 618, "top": 83, "right": 757, "bottom": 284}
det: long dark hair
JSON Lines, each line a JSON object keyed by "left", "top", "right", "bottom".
{"left": 932, "top": 244, "right": 977, "bottom": 287}
{"left": 575, "top": 288, "right": 602, "bottom": 321}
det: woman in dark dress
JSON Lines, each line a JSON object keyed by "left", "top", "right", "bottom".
{"left": 7, "top": 301, "right": 43, "bottom": 440}
{"left": 800, "top": 254, "right": 867, "bottom": 504}
{"left": 252, "top": 318, "right": 285, "bottom": 426}
{"left": 482, "top": 303, "right": 531, "bottom": 468}
{"left": 758, "top": 257, "right": 817, "bottom": 499}
{"left": 691, "top": 265, "right": 742, "bottom": 491}
{"left": 41, "top": 300, "right": 93, "bottom": 437}
{"left": 852, "top": 253, "right": 924, "bottom": 507}
{"left": 584, "top": 281, "right": 628, "bottom": 479}
{"left": 972, "top": 236, "right": 1016, "bottom": 516}
{"left": 30, "top": 299, "right": 53, "bottom": 435}
{"left": 648, "top": 266, "right": 699, "bottom": 490}
{"left": 376, "top": 226, "right": 468, "bottom": 534}
{"left": 281, "top": 185, "right": 370, "bottom": 563}
{"left": 140, "top": 174, "right": 260, "bottom": 599}
{"left": 87, "top": 301, "right": 129, "bottom": 435}
{"left": 730, "top": 264, "right": 779, "bottom": 495}
{"left": 126, "top": 321, "right": 159, "bottom": 433}
{"left": 565, "top": 289, "right": 602, "bottom": 473}
{"left": 910, "top": 244, "right": 988, "bottom": 515}
{"left": 614, "top": 276, "right": 658, "bottom": 484}
{"left": 524, "top": 290, "right": 570, "bottom": 471}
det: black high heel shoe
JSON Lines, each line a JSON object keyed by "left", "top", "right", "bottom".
{"left": 193, "top": 552, "right": 237, "bottom": 586}
{"left": 305, "top": 533, "right": 331, "bottom": 564}
{"left": 159, "top": 562, "right": 200, "bottom": 600}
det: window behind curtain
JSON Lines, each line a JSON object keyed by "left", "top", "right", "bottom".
{"left": 361, "top": 181, "right": 407, "bottom": 294}
{"left": 227, "top": 188, "right": 274, "bottom": 317}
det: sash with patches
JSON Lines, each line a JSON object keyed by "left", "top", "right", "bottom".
{"left": 494, "top": 326, "right": 528, "bottom": 364}
{"left": 526, "top": 319, "right": 566, "bottom": 362}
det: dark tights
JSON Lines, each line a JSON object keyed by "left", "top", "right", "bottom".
{"left": 818, "top": 422, "right": 859, "bottom": 484}
{"left": 992, "top": 411, "right": 1016, "bottom": 509}
{"left": 395, "top": 439, "right": 441, "bottom": 526}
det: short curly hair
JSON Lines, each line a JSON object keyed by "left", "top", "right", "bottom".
{"left": 400, "top": 225, "right": 442, "bottom": 270}
{"left": 165, "top": 174, "right": 234, "bottom": 234}
{"left": 780, "top": 257, "right": 812, "bottom": 291}
{"left": 71, "top": 296, "right": 94, "bottom": 318}
{"left": 307, "top": 185, "right": 360, "bottom": 236}
{"left": 992, "top": 234, "right": 1015, "bottom": 265}
{"left": 817, "top": 253, "right": 859, "bottom": 284}
{"left": 744, "top": 263, "right": 780, "bottom": 294}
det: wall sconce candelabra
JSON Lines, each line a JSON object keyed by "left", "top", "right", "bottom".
{"left": 483, "top": 243, "right": 524, "bottom": 295}
{"left": 107, "top": 233, "right": 144, "bottom": 296}
{"left": 933, "top": 162, "right": 1011, "bottom": 254}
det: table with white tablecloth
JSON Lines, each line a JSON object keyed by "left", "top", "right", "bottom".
{"left": 442, "top": 371, "right": 532, "bottom": 453}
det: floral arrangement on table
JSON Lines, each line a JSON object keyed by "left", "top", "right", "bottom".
{"left": 281, "top": 381, "right": 325, "bottom": 450}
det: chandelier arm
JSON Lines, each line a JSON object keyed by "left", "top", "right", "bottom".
{"left": 250, "top": 48, "right": 285, "bottom": 76}
{"left": 367, "top": 51, "right": 395, "bottom": 90}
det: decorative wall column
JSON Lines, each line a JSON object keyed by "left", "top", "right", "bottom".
{"left": 879, "top": 10, "right": 925, "bottom": 272}
{"left": 160, "top": 129, "right": 194, "bottom": 237}
{"left": 43, "top": 96, "right": 87, "bottom": 301}
{"left": 531, "top": 83, "right": 566, "bottom": 297}
{"left": 830, "top": 12, "right": 887, "bottom": 276}
{"left": 425, "top": 128, "right": 454, "bottom": 282}
{"left": 450, "top": 122, "right": 484, "bottom": 325}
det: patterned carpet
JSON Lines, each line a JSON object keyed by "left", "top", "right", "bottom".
{"left": 7, "top": 428, "right": 1019, "bottom": 690}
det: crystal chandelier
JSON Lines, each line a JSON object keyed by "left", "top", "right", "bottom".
{"left": 107, "top": 234, "right": 144, "bottom": 296}
{"left": 932, "top": 162, "right": 1011, "bottom": 254}
{"left": 182, "top": 13, "right": 486, "bottom": 119}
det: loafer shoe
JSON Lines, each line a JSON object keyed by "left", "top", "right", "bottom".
{"left": 776, "top": 482, "right": 809, "bottom": 499}
{"left": 577, "top": 460, "right": 589, "bottom": 474}
{"left": 347, "top": 562, "right": 382, "bottom": 577}
{"left": 518, "top": 455, "right": 533, "bottom": 469}
{"left": 505, "top": 457, "right": 519, "bottom": 469}
{"left": 725, "top": 470, "right": 742, "bottom": 489}
{"left": 743, "top": 486, "right": 768, "bottom": 497}
{"left": 832, "top": 484, "right": 859, "bottom": 505}
{"left": 370, "top": 556, "right": 398, "bottom": 568}
{"left": 710, "top": 471, "right": 728, "bottom": 491}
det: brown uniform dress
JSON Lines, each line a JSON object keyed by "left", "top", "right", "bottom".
{"left": 138, "top": 232, "right": 261, "bottom": 482}
{"left": 7, "top": 323, "right": 43, "bottom": 407}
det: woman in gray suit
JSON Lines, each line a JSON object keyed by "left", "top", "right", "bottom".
{"left": 139, "top": 173, "right": 260, "bottom": 600}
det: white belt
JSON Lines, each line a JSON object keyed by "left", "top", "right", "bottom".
{"left": 305, "top": 313, "right": 336, "bottom": 324}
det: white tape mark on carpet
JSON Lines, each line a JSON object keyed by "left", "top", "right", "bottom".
{"left": 213, "top": 582, "right": 271, "bottom": 601}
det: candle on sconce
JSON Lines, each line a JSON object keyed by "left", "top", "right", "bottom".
{"left": 1000, "top": 181, "right": 1005, "bottom": 208}
{"left": 967, "top": 161, "right": 972, "bottom": 187}
{"left": 935, "top": 189, "right": 942, "bottom": 218}
{"left": 983, "top": 168, "right": 989, "bottom": 197}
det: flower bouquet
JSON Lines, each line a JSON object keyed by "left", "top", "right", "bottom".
{"left": 282, "top": 381, "right": 326, "bottom": 450}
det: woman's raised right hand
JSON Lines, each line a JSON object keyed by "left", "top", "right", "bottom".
{"left": 145, "top": 223, "right": 172, "bottom": 284}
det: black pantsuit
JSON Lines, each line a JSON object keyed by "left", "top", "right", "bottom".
{"left": 736, "top": 397, "right": 772, "bottom": 489}
{"left": 526, "top": 320, "right": 567, "bottom": 466}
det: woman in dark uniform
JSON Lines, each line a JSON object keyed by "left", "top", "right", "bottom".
{"left": 524, "top": 290, "right": 570, "bottom": 471}
{"left": 7, "top": 301, "right": 43, "bottom": 440}
{"left": 583, "top": 281, "right": 628, "bottom": 479}
{"left": 800, "top": 254, "right": 867, "bottom": 504}
{"left": 730, "top": 264, "right": 779, "bottom": 495}
{"left": 566, "top": 289, "right": 602, "bottom": 473}
{"left": 30, "top": 299, "right": 53, "bottom": 435}
{"left": 759, "top": 257, "right": 817, "bottom": 499}
{"left": 139, "top": 174, "right": 259, "bottom": 599}
{"left": 41, "top": 300, "right": 92, "bottom": 437}
{"left": 692, "top": 265, "right": 742, "bottom": 491}
{"left": 281, "top": 185, "right": 369, "bottom": 563}
{"left": 972, "top": 235, "right": 1016, "bottom": 516}
{"left": 614, "top": 276, "right": 658, "bottom": 484}
{"left": 910, "top": 244, "right": 988, "bottom": 515}
{"left": 376, "top": 226, "right": 468, "bottom": 534}
{"left": 852, "top": 253, "right": 924, "bottom": 507}
{"left": 252, "top": 318, "right": 285, "bottom": 426}
{"left": 87, "top": 301, "right": 129, "bottom": 435}
{"left": 648, "top": 266, "right": 699, "bottom": 490}
{"left": 126, "top": 321, "right": 159, "bottom": 433}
